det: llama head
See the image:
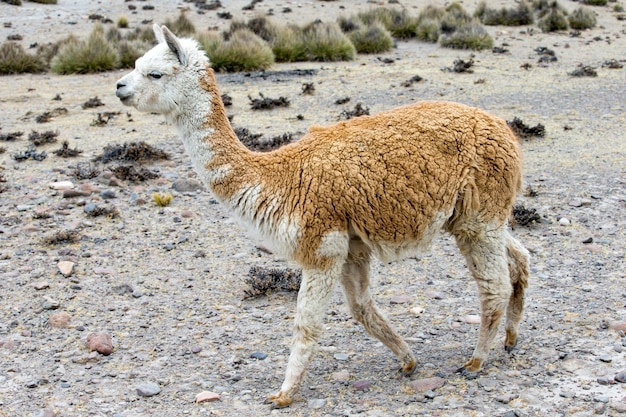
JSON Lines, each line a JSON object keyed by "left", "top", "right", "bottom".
{"left": 115, "top": 24, "right": 209, "bottom": 116}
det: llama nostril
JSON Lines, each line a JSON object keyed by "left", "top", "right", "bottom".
{"left": 116, "top": 82, "right": 126, "bottom": 90}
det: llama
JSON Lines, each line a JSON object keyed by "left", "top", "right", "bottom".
{"left": 116, "top": 25, "right": 530, "bottom": 408}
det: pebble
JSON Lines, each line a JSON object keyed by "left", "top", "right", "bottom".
{"left": 94, "top": 267, "right": 115, "bottom": 275}
{"left": 48, "top": 312, "right": 71, "bottom": 328}
{"left": 33, "top": 281, "right": 50, "bottom": 290}
{"left": 136, "top": 382, "right": 161, "bottom": 397}
{"left": 195, "top": 391, "right": 220, "bottom": 403}
{"left": 426, "top": 290, "right": 444, "bottom": 300}
{"left": 100, "top": 189, "right": 116, "bottom": 199}
{"left": 597, "top": 376, "right": 611, "bottom": 385}
{"left": 353, "top": 380, "right": 371, "bottom": 392}
{"left": 250, "top": 351, "right": 268, "bottom": 360}
{"left": 307, "top": 398, "right": 326, "bottom": 409}
{"left": 42, "top": 296, "right": 60, "bottom": 310}
{"left": 599, "top": 354, "right": 612, "bottom": 363}
{"left": 332, "top": 370, "right": 350, "bottom": 382}
{"left": 191, "top": 346, "right": 202, "bottom": 354}
{"left": 390, "top": 295, "right": 411, "bottom": 304}
{"left": 610, "top": 322, "right": 626, "bottom": 332}
{"left": 57, "top": 261, "right": 75, "bottom": 277}
{"left": 334, "top": 353, "right": 349, "bottom": 361}
{"left": 410, "top": 306, "right": 424, "bottom": 316}
{"left": 594, "top": 395, "right": 610, "bottom": 403}
{"left": 409, "top": 377, "right": 445, "bottom": 393}
{"left": 496, "top": 393, "right": 519, "bottom": 403}
{"left": 48, "top": 181, "right": 74, "bottom": 190}
{"left": 86, "top": 332, "right": 114, "bottom": 355}
{"left": 461, "top": 315, "right": 481, "bottom": 324}
{"left": 83, "top": 203, "right": 98, "bottom": 215}
{"left": 561, "top": 358, "right": 585, "bottom": 372}
{"left": 558, "top": 217, "right": 570, "bottom": 226}
{"left": 63, "top": 189, "right": 90, "bottom": 198}
{"left": 616, "top": 370, "right": 626, "bottom": 383}
{"left": 172, "top": 179, "right": 203, "bottom": 193}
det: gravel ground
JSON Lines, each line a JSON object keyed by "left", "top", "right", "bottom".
{"left": 1, "top": 1, "right": 625, "bottom": 416}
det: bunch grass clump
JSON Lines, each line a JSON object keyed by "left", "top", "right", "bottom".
{"left": 50, "top": 25, "right": 119, "bottom": 74}
{"left": 271, "top": 25, "right": 308, "bottom": 62}
{"left": 537, "top": 6, "right": 569, "bottom": 32}
{"left": 439, "top": 22, "right": 494, "bottom": 50}
{"left": 29, "top": 0, "right": 57, "bottom": 3}
{"left": 302, "top": 21, "right": 356, "bottom": 61}
{"left": 475, "top": 1, "right": 534, "bottom": 26}
{"left": 358, "top": 7, "right": 418, "bottom": 38}
{"left": 568, "top": 7, "right": 597, "bottom": 29}
{"left": 164, "top": 12, "right": 196, "bottom": 37}
{"left": 440, "top": 2, "right": 473, "bottom": 34}
{"left": 117, "top": 16, "right": 129, "bottom": 29}
{"left": 208, "top": 28, "right": 274, "bottom": 72}
{"left": 0, "top": 42, "right": 46, "bottom": 74}
{"left": 581, "top": 0, "right": 607, "bottom": 5}
{"left": 347, "top": 21, "right": 394, "bottom": 54}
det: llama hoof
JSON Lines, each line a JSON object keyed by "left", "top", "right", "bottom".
{"left": 504, "top": 343, "right": 517, "bottom": 353}
{"left": 400, "top": 359, "right": 417, "bottom": 377}
{"left": 265, "top": 392, "right": 292, "bottom": 409}
{"left": 456, "top": 367, "right": 479, "bottom": 380}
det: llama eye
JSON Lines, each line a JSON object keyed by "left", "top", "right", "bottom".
{"left": 148, "top": 71, "right": 163, "bottom": 79}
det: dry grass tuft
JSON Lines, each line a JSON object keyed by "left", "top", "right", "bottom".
{"left": 164, "top": 12, "right": 196, "bottom": 37}
{"left": 0, "top": 42, "right": 46, "bottom": 74}
{"left": 439, "top": 22, "right": 493, "bottom": 50}
{"left": 243, "top": 266, "right": 302, "bottom": 299}
{"left": 208, "top": 29, "right": 274, "bottom": 72}
{"left": 347, "top": 21, "right": 394, "bottom": 54}
{"left": 51, "top": 25, "right": 119, "bottom": 74}
{"left": 302, "top": 21, "right": 356, "bottom": 61}
{"left": 94, "top": 141, "right": 169, "bottom": 164}
{"left": 152, "top": 192, "right": 173, "bottom": 207}
{"left": 569, "top": 7, "right": 597, "bottom": 29}
{"left": 475, "top": 1, "right": 534, "bottom": 26}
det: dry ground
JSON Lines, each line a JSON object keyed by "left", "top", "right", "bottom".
{"left": 0, "top": 1, "right": 625, "bottom": 416}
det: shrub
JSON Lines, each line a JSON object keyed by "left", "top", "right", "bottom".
{"left": 245, "top": 16, "right": 278, "bottom": 41}
{"left": 476, "top": 1, "right": 534, "bottom": 26}
{"left": 347, "top": 21, "right": 393, "bottom": 54}
{"left": 271, "top": 25, "right": 308, "bottom": 62}
{"left": 439, "top": 22, "right": 494, "bottom": 50}
{"left": 581, "top": 0, "right": 607, "bottom": 5}
{"left": 417, "top": 5, "right": 446, "bottom": 22}
{"left": 415, "top": 18, "right": 440, "bottom": 42}
{"left": 116, "top": 39, "right": 150, "bottom": 68}
{"left": 358, "top": 7, "right": 418, "bottom": 38}
{"left": 117, "top": 16, "right": 129, "bottom": 29}
{"left": 614, "top": 4, "right": 625, "bottom": 13}
{"left": 29, "top": 0, "right": 57, "bottom": 3}
{"left": 440, "top": 2, "right": 473, "bottom": 34}
{"left": 569, "top": 7, "right": 597, "bottom": 29}
{"left": 125, "top": 26, "right": 156, "bottom": 43}
{"left": 533, "top": 0, "right": 567, "bottom": 18}
{"left": 164, "top": 12, "right": 196, "bottom": 37}
{"left": 208, "top": 29, "right": 274, "bottom": 72}
{"left": 50, "top": 25, "right": 119, "bottom": 74}
{"left": 538, "top": 7, "right": 569, "bottom": 31}
{"left": 0, "top": 42, "right": 46, "bottom": 74}
{"left": 302, "top": 21, "right": 356, "bottom": 61}
{"left": 196, "top": 31, "right": 223, "bottom": 56}
{"left": 337, "top": 15, "right": 362, "bottom": 33}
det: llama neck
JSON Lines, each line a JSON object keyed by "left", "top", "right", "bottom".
{"left": 170, "top": 66, "right": 256, "bottom": 202}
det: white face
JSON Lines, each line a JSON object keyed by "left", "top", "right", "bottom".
{"left": 115, "top": 42, "right": 181, "bottom": 114}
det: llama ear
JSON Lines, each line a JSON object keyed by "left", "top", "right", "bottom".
{"left": 162, "top": 26, "right": 188, "bottom": 67}
{"left": 153, "top": 23, "right": 166, "bottom": 44}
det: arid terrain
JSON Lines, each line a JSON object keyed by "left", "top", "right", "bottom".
{"left": 0, "top": 1, "right": 625, "bottom": 416}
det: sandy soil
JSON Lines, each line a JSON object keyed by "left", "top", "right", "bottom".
{"left": 1, "top": 1, "right": 625, "bottom": 416}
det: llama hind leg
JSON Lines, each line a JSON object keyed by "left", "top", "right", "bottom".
{"left": 455, "top": 227, "right": 512, "bottom": 375}
{"left": 267, "top": 264, "right": 341, "bottom": 408}
{"left": 339, "top": 237, "right": 416, "bottom": 376}
{"left": 504, "top": 233, "right": 530, "bottom": 352}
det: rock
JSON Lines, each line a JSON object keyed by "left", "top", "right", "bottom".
{"left": 558, "top": 217, "right": 570, "bottom": 226}
{"left": 610, "top": 322, "right": 626, "bottom": 332}
{"left": 496, "top": 393, "right": 519, "bottom": 403}
{"left": 63, "top": 189, "right": 90, "bottom": 198}
{"left": 57, "top": 261, "right": 74, "bottom": 277}
{"left": 390, "top": 295, "right": 411, "bottom": 304}
{"left": 611, "top": 402, "right": 626, "bottom": 413}
{"left": 353, "top": 380, "right": 371, "bottom": 392}
{"left": 42, "top": 408, "right": 57, "bottom": 417}
{"left": 42, "top": 296, "right": 60, "bottom": 310}
{"left": 172, "top": 179, "right": 203, "bottom": 193}
{"left": 48, "top": 181, "right": 74, "bottom": 190}
{"left": 181, "top": 210, "right": 194, "bottom": 218}
{"left": 461, "top": 315, "right": 481, "bottom": 324}
{"left": 332, "top": 369, "right": 350, "bottom": 382}
{"left": 410, "top": 306, "right": 424, "bottom": 316}
{"left": 191, "top": 346, "right": 202, "bottom": 354}
{"left": 33, "top": 281, "right": 50, "bottom": 290}
{"left": 250, "top": 351, "right": 267, "bottom": 360}
{"left": 594, "top": 395, "right": 610, "bottom": 403}
{"left": 334, "top": 353, "right": 349, "bottom": 361}
{"left": 562, "top": 358, "right": 586, "bottom": 372}
{"left": 599, "top": 354, "right": 612, "bottom": 363}
{"left": 195, "top": 391, "right": 220, "bottom": 403}
{"left": 426, "top": 290, "right": 444, "bottom": 300}
{"left": 615, "top": 370, "right": 626, "bottom": 383}
{"left": 597, "top": 376, "right": 611, "bottom": 385}
{"left": 100, "top": 189, "right": 116, "bottom": 199}
{"left": 84, "top": 203, "right": 98, "bottom": 215}
{"left": 409, "top": 377, "right": 445, "bottom": 393}
{"left": 94, "top": 267, "right": 115, "bottom": 275}
{"left": 307, "top": 398, "right": 325, "bottom": 409}
{"left": 86, "top": 332, "right": 113, "bottom": 355}
{"left": 136, "top": 382, "right": 161, "bottom": 397}
{"left": 48, "top": 312, "right": 71, "bottom": 328}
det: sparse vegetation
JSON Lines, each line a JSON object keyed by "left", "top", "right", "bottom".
{"left": 117, "top": 16, "right": 129, "bottom": 29}
{"left": 248, "top": 93, "right": 290, "bottom": 110}
{"left": 302, "top": 21, "right": 356, "bottom": 61}
{"left": 475, "top": 1, "right": 534, "bottom": 26}
{"left": 0, "top": 42, "right": 46, "bottom": 74}
{"left": 507, "top": 117, "right": 546, "bottom": 139}
{"left": 94, "top": 141, "right": 169, "bottom": 163}
{"left": 28, "top": 130, "right": 59, "bottom": 146}
{"left": 347, "top": 21, "right": 394, "bottom": 54}
{"left": 208, "top": 29, "right": 274, "bottom": 72}
{"left": 51, "top": 25, "right": 119, "bottom": 74}
{"left": 243, "top": 266, "right": 302, "bottom": 299}
{"left": 439, "top": 23, "right": 494, "bottom": 50}
{"left": 152, "top": 192, "right": 173, "bottom": 207}
{"left": 581, "top": 0, "right": 607, "bottom": 5}
{"left": 164, "top": 12, "right": 196, "bottom": 37}
{"left": 537, "top": 2, "right": 569, "bottom": 32}
{"left": 358, "top": 7, "right": 418, "bottom": 39}
{"left": 53, "top": 141, "right": 83, "bottom": 157}
{"left": 512, "top": 204, "right": 541, "bottom": 226}
{"left": 44, "top": 230, "right": 80, "bottom": 245}
{"left": 569, "top": 7, "right": 597, "bottom": 29}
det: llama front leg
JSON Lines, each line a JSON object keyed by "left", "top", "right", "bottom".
{"left": 267, "top": 265, "right": 341, "bottom": 408}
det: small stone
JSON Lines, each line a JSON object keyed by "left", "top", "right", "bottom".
{"left": 136, "top": 382, "right": 161, "bottom": 397}
{"left": 172, "top": 179, "right": 203, "bottom": 193}
{"left": 410, "top": 306, "right": 424, "bottom": 316}
{"left": 568, "top": 199, "right": 583, "bottom": 207}
{"left": 307, "top": 398, "right": 326, "bottom": 409}
{"left": 48, "top": 181, "right": 74, "bottom": 190}
{"left": 409, "top": 377, "right": 445, "bottom": 393}
{"left": 79, "top": 183, "right": 99, "bottom": 194}
{"left": 181, "top": 210, "right": 194, "bottom": 218}
{"left": 597, "top": 376, "right": 611, "bottom": 385}
{"left": 599, "top": 354, "right": 612, "bottom": 363}
{"left": 93, "top": 267, "right": 115, "bottom": 275}
{"left": 558, "top": 217, "right": 570, "bottom": 226}
{"left": 496, "top": 393, "right": 519, "bottom": 403}
{"left": 615, "top": 370, "right": 626, "bottom": 383}
{"left": 191, "top": 346, "right": 202, "bottom": 354}
{"left": 57, "top": 261, "right": 75, "bottom": 277}
{"left": 48, "top": 312, "right": 71, "bottom": 328}
{"left": 594, "top": 403, "right": 607, "bottom": 415}
{"left": 353, "top": 380, "right": 370, "bottom": 392}
{"left": 332, "top": 370, "right": 350, "bottom": 382}
{"left": 84, "top": 203, "right": 98, "bottom": 215}
{"left": 334, "top": 353, "right": 349, "bottom": 361}
{"left": 610, "top": 322, "right": 626, "bottom": 332}
{"left": 42, "top": 296, "right": 60, "bottom": 310}
{"left": 594, "top": 395, "right": 610, "bottom": 403}
{"left": 63, "top": 189, "right": 90, "bottom": 198}
{"left": 611, "top": 403, "right": 626, "bottom": 413}
{"left": 426, "top": 290, "right": 444, "bottom": 300}
{"left": 559, "top": 390, "right": 575, "bottom": 398}
{"left": 42, "top": 408, "right": 57, "bottom": 417}
{"left": 86, "top": 332, "right": 113, "bottom": 355}
{"left": 100, "top": 189, "right": 116, "bottom": 199}
{"left": 562, "top": 358, "right": 585, "bottom": 372}
{"left": 195, "top": 391, "right": 220, "bottom": 403}
{"left": 461, "top": 315, "right": 481, "bottom": 324}
{"left": 390, "top": 295, "right": 411, "bottom": 304}
{"left": 33, "top": 281, "right": 50, "bottom": 290}
{"left": 250, "top": 351, "right": 267, "bottom": 360}
{"left": 424, "top": 390, "right": 437, "bottom": 399}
